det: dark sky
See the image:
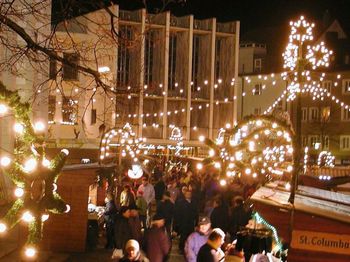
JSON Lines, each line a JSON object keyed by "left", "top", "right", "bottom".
{"left": 114, "top": 0, "right": 350, "bottom": 33}
{"left": 53, "top": 0, "right": 350, "bottom": 34}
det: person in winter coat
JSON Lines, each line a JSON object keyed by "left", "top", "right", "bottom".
{"left": 119, "top": 239, "right": 149, "bottom": 262}
{"left": 197, "top": 228, "right": 226, "bottom": 262}
{"left": 120, "top": 184, "right": 136, "bottom": 208}
{"left": 115, "top": 206, "right": 133, "bottom": 250}
{"left": 156, "top": 191, "right": 174, "bottom": 236}
{"left": 143, "top": 213, "right": 171, "bottom": 262}
{"left": 135, "top": 190, "right": 148, "bottom": 229}
{"left": 230, "top": 196, "right": 252, "bottom": 241}
{"left": 210, "top": 197, "right": 229, "bottom": 234}
{"left": 104, "top": 193, "right": 118, "bottom": 249}
{"left": 184, "top": 216, "right": 212, "bottom": 262}
{"left": 174, "top": 189, "right": 199, "bottom": 253}
{"left": 128, "top": 204, "right": 142, "bottom": 243}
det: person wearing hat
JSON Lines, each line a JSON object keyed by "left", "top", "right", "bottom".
{"left": 184, "top": 216, "right": 212, "bottom": 262}
{"left": 197, "top": 228, "right": 226, "bottom": 262}
{"left": 143, "top": 213, "right": 171, "bottom": 262}
{"left": 118, "top": 239, "right": 149, "bottom": 262}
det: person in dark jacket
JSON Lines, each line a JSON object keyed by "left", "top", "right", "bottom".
{"left": 230, "top": 196, "right": 252, "bottom": 241}
{"left": 115, "top": 206, "right": 133, "bottom": 250}
{"left": 174, "top": 189, "right": 199, "bottom": 253}
{"left": 197, "top": 228, "right": 225, "bottom": 262}
{"left": 156, "top": 191, "right": 174, "bottom": 236}
{"left": 104, "top": 193, "right": 118, "bottom": 249}
{"left": 154, "top": 176, "right": 166, "bottom": 206}
{"left": 143, "top": 213, "right": 171, "bottom": 262}
{"left": 210, "top": 197, "right": 229, "bottom": 234}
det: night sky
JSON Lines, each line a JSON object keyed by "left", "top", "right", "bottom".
{"left": 52, "top": 0, "right": 350, "bottom": 34}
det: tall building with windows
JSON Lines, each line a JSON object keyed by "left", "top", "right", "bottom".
{"left": 44, "top": 6, "right": 240, "bottom": 161}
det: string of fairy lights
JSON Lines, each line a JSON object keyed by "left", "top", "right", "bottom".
{"left": 0, "top": 83, "right": 70, "bottom": 259}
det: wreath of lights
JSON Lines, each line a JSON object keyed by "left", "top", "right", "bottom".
{"left": 0, "top": 82, "right": 70, "bottom": 259}
{"left": 201, "top": 115, "right": 294, "bottom": 187}
{"left": 317, "top": 151, "right": 335, "bottom": 168}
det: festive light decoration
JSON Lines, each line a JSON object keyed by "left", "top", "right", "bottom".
{"left": 317, "top": 151, "right": 335, "bottom": 167}
{"left": 127, "top": 164, "right": 143, "bottom": 179}
{"left": 202, "top": 115, "right": 294, "bottom": 184}
{"left": 253, "top": 212, "right": 283, "bottom": 253}
{"left": 0, "top": 82, "right": 69, "bottom": 257}
{"left": 99, "top": 123, "right": 144, "bottom": 162}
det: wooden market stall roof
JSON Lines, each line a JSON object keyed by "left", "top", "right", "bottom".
{"left": 251, "top": 184, "right": 350, "bottom": 224}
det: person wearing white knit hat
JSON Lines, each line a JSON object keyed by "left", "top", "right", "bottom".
{"left": 117, "top": 239, "right": 149, "bottom": 262}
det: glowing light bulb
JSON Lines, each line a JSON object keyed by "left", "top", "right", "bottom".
{"left": 245, "top": 168, "right": 252, "bottom": 175}
{"left": 23, "top": 158, "right": 37, "bottom": 173}
{"left": 61, "top": 149, "right": 69, "bottom": 155}
{"left": 198, "top": 136, "right": 205, "bottom": 142}
{"left": 65, "top": 204, "right": 71, "bottom": 213}
{"left": 42, "top": 214, "right": 49, "bottom": 222}
{"left": 34, "top": 121, "right": 45, "bottom": 132}
{"left": 225, "top": 123, "right": 231, "bottom": 129}
{"left": 219, "top": 179, "right": 227, "bottom": 186}
{"left": 209, "top": 149, "right": 215, "bottom": 157}
{"left": 214, "top": 162, "right": 221, "bottom": 169}
{"left": 285, "top": 183, "right": 291, "bottom": 190}
{"left": 196, "top": 163, "right": 203, "bottom": 170}
{"left": 42, "top": 158, "right": 50, "bottom": 167}
{"left": 287, "top": 165, "right": 293, "bottom": 172}
{"left": 25, "top": 247, "right": 37, "bottom": 258}
{"left": 14, "top": 187, "right": 24, "bottom": 198}
{"left": 0, "top": 104, "right": 7, "bottom": 114}
{"left": 0, "top": 223, "right": 7, "bottom": 233}
{"left": 0, "top": 156, "right": 11, "bottom": 167}
{"left": 22, "top": 211, "right": 34, "bottom": 223}
{"left": 14, "top": 123, "right": 24, "bottom": 134}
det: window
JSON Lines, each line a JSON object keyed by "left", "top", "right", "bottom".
{"left": 252, "top": 83, "right": 262, "bottom": 95}
{"left": 62, "top": 96, "right": 78, "bottom": 124}
{"left": 342, "top": 79, "right": 350, "bottom": 94}
{"left": 117, "top": 25, "right": 132, "bottom": 87}
{"left": 309, "top": 107, "right": 319, "bottom": 121}
{"left": 254, "top": 58, "right": 262, "bottom": 73}
{"left": 63, "top": 53, "right": 79, "bottom": 80}
{"left": 301, "top": 107, "right": 308, "bottom": 122}
{"left": 215, "top": 38, "right": 222, "bottom": 81}
{"left": 253, "top": 107, "right": 261, "bottom": 115}
{"left": 340, "top": 136, "right": 350, "bottom": 150}
{"left": 345, "top": 55, "right": 349, "bottom": 65}
{"left": 48, "top": 95, "right": 56, "bottom": 122}
{"left": 49, "top": 55, "right": 57, "bottom": 79}
{"left": 302, "top": 136, "right": 308, "bottom": 148}
{"left": 144, "top": 31, "right": 154, "bottom": 86}
{"left": 341, "top": 108, "right": 350, "bottom": 121}
{"left": 91, "top": 109, "right": 97, "bottom": 125}
{"left": 320, "top": 107, "right": 330, "bottom": 122}
{"left": 192, "top": 35, "right": 200, "bottom": 92}
{"left": 322, "top": 81, "right": 332, "bottom": 93}
{"left": 309, "top": 135, "right": 320, "bottom": 149}
{"left": 168, "top": 33, "right": 177, "bottom": 91}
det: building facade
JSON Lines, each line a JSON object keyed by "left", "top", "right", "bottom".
{"left": 44, "top": 6, "right": 240, "bottom": 161}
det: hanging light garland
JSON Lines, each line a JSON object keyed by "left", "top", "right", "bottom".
{"left": 0, "top": 82, "right": 70, "bottom": 259}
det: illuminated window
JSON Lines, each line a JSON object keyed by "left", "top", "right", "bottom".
{"left": 254, "top": 58, "right": 262, "bottom": 73}
{"left": 341, "top": 108, "right": 350, "bottom": 121}
{"left": 340, "top": 136, "right": 350, "bottom": 150}
{"left": 252, "top": 83, "right": 262, "bottom": 95}
{"left": 322, "top": 80, "right": 332, "bottom": 93}
{"left": 309, "top": 107, "right": 319, "bottom": 121}
{"left": 62, "top": 96, "right": 78, "bottom": 124}
{"left": 342, "top": 79, "right": 350, "bottom": 94}
{"left": 309, "top": 135, "right": 320, "bottom": 149}
{"left": 320, "top": 107, "right": 330, "bottom": 122}
{"left": 302, "top": 136, "right": 308, "bottom": 147}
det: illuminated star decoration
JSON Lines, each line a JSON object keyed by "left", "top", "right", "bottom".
{"left": 99, "top": 123, "right": 145, "bottom": 163}
{"left": 266, "top": 16, "right": 343, "bottom": 114}
{"left": 0, "top": 82, "right": 70, "bottom": 259}
{"left": 202, "top": 115, "right": 294, "bottom": 187}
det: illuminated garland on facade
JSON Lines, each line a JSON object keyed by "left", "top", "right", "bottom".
{"left": 0, "top": 82, "right": 69, "bottom": 259}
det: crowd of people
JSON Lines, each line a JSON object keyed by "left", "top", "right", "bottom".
{"left": 103, "top": 164, "right": 254, "bottom": 262}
